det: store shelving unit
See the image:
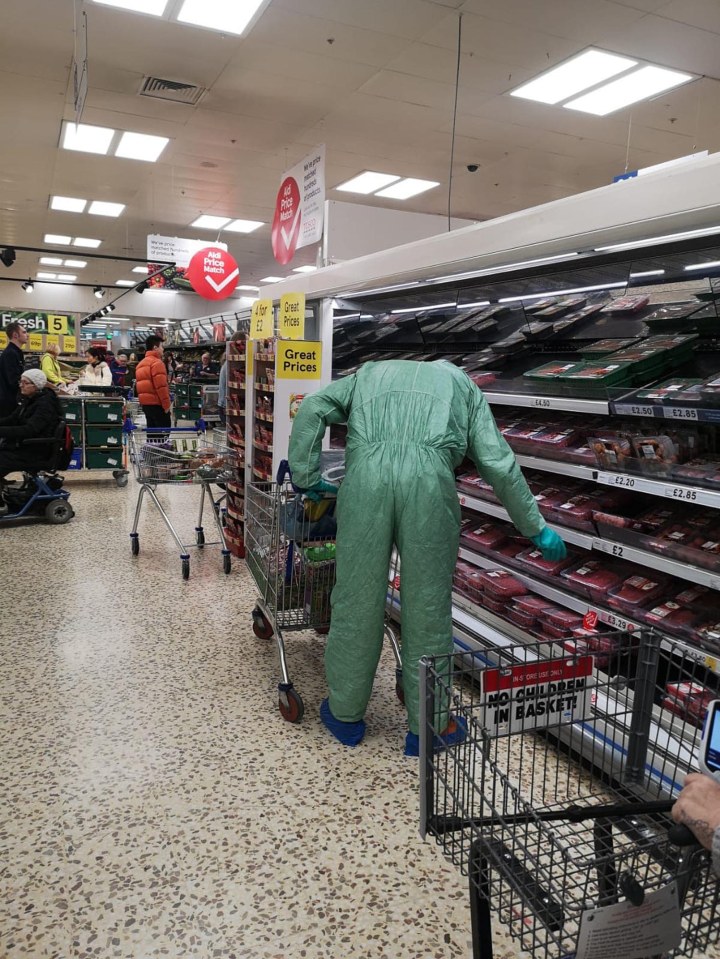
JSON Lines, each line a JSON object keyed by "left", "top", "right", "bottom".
{"left": 225, "top": 333, "right": 248, "bottom": 558}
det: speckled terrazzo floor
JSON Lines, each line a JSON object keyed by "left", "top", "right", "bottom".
{"left": 0, "top": 472, "right": 527, "bottom": 959}
{"left": 1, "top": 473, "right": 717, "bottom": 959}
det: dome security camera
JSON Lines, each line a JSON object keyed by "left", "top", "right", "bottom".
{"left": 467, "top": 164, "right": 479, "bottom": 173}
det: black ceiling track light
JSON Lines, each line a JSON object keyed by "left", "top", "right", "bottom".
{"left": 1, "top": 247, "right": 16, "bottom": 267}
{"left": 93, "top": 286, "right": 105, "bottom": 298}
{"left": 21, "top": 278, "right": 34, "bottom": 293}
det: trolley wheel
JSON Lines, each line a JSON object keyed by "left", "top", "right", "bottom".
{"left": 182, "top": 557, "right": 190, "bottom": 580}
{"left": 44, "top": 499, "right": 73, "bottom": 525}
{"left": 114, "top": 471, "right": 128, "bottom": 488}
{"left": 395, "top": 668, "right": 405, "bottom": 705}
{"left": 223, "top": 553, "right": 231, "bottom": 575}
{"left": 252, "top": 608, "right": 273, "bottom": 640}
{"left": 279, "top": 687, "right": 304, "bottom": 723}
{"left": 315, "top": 625, "right": 330, "bottom": 635}
{"left": 196, "top": 528, "right": 205, "bottom": 547}
{"left": 131, "top": 536, "right": 140, "bottom": 557}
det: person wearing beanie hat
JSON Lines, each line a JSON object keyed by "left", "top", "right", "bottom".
{"left": 0, "top": 368, "right": 61, "bottom": 509}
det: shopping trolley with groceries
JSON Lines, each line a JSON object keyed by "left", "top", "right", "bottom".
{"left": 245, "top": 453, "right": 403, "bottom": 723}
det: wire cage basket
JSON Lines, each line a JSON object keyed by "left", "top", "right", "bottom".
{"left": 128, "top": 429, "right": 238, "bottom": 486}
{"left": 419, "top": 631, "right": 720, "bottom": 959}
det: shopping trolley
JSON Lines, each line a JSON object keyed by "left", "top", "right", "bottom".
{"left": 245, "top": 459, "right": 403, "bottom": 723}
{"left": 128, "top": 427, "right": 238, "bottom": 579}
{"left": 419, "top": 630, "right": 720, "bottom": 959}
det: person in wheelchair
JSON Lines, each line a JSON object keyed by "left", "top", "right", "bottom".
{"left": 0, "top": 369, "right": 61, "bottom": 514}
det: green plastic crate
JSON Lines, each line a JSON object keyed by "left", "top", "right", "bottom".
{"left": 60, "top": 398, "right": 83, "bottom": 423}
{"left": 85, "top": 426, "right": 124, "bottom": 448}
{"left": 174, "top": 384, "right": 189, "bottom": 399}
{"left": 70, "top": 425, "right": 83, "bottom": 444}
{"left": 84, "top": 400, "right": 123, "bottom": 424}
{"left": 189, "top": 385, "right": 203, "bottom": 401}
{"left": 85, "top": 448, "right": 124, "bottom": 470}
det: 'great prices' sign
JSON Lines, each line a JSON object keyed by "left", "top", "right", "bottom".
{"left": 185, "top": 246, "right": 240, "bottom": 301}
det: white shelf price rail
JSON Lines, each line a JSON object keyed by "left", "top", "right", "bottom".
{"left": 595, "top": 470, "right": 720, "bottom": 510}
{"left": 484, "top": 391, "right": 609, "bottom": 415}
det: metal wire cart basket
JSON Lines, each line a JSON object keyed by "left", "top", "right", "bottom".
{"left": 419, "top": 631, "right": 720, "bottom": 959}
{"left": 128, "top": 427, "right": 237, "bottom": 579}
{"left": 245, "top": 461, "right": 402, "bottom": 724}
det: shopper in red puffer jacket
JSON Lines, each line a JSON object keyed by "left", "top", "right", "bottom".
{"left": 135, "top": 336, "right": 171, "bottom": 433}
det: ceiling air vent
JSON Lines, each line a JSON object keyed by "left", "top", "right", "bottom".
{"left": 139, "top": 76, "right": 205, "bottom": 105}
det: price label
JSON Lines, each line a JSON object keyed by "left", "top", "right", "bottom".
{"left": 595, "top": 539, "right": 625, "bottom": 559}
{"left": 665, "top": 406, "right": 699, "bottom": 421}
{"left": 664, "top": 486, "right": 698, "bottom": 502}
{"left": 611, "top": 474, "right": 635, "bottom": 488}
{"left": 459, "top": 496, "right": 466, "bottom": 506}
{"left": 613, "top": 403, "right": 656, "bottom": 417}
{"left": 534, "top": 397, "right": 551, "bottom": 408}
{"left": 250, "top": 299, "right": 273, "bottom": 339}
{"left": 598, "top": 610, "right": 636, "bottom": 632}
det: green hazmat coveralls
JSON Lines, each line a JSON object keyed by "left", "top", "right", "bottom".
{"left": 288, "top": 359, "right": 546, "bottom": 734}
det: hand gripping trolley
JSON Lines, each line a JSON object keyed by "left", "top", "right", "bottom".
{"left": 419, "top": 631, "right": 720, "bottom": 959}
{"left": 245, "top": 460, "right": 403, "bottom": 723}
{"left": 128, "top": 427, "right": 237, "bottom": 579}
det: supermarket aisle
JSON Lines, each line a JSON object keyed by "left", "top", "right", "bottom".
{"left": 0, "top": 475, "right": 519, "bottom": 959}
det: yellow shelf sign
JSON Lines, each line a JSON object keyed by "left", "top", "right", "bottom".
{"left": 277, "top": 340, "right": 321, "bottom": 380}
{"left": 46, "top": 334, "right": 60, "bottom": 348}
{"left": 250, "top": 299, "right": 273, "bottom": 339}
{"left": 28, "top": 333, "right": 44, "bottom": 351}
{"left": 47, "top": 314, "right": 69, "bottom": 335}
{"left": 280, "top": 292, "right": 305, "bottom": 339}
{"left": 0, "top": 332, "right": 7, "bottom": 349}
{"left": 63, "top": 335, "right": 77, "bottom": 354}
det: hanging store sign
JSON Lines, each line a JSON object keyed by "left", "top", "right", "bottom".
{"left": 146, "top": 234, "right": 229, "bottom": 292}
{"left": 250, "top": 299, "right": 273, "bottom": 340}
{"left": 1, "top": 310, "right": 75, "bottom": 335}
{"left": 279, "top": 292, "right": 305, "bottom": 339}
{"left": 479, "top": 657, "right": 594, "bottom": 737}
{"left": 276, "top": 340, "right": 322, "bottom": 380}
{"left": 271, "top": 144, "right": 325, "bottom": 265}
{"left": 185, "top": 246, "right": 240, "bottom": 301}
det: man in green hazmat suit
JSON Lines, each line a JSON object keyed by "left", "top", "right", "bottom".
{"left": 288, "top": 359, "right": 565, "bottom": 755}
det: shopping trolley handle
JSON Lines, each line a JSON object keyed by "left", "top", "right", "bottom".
{"left": 667, "top": 822, "right": 699, "bottom": 847}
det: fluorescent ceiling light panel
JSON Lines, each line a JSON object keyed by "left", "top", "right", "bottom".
{"left": 292, "top": 266, "right": 317, "bottom": 273}
{"left": 510, "top": 49, "right": 636, "bottom": 105}
{"left": 39, "top": 257, "right": 63, "bottom": 266}
{"left": 61, "top": 122, "right": 115, "bottom": 155}
{"left": 56, "top": 274, "right": 77, "bottom": 282}
{"left": 630, "top": 270, "right": 665, "bottom": 278}
{"left": 91, "top": 0, "right": 169, "bottom": 12}
{"left": 375, "top": 178, "right": 440, "bottom": 200}
{"left": 44, "top": 234, "right": 72, "bottom": 245}
{"left": 37, "top": 272, "right": 57, "bottom": 280}
{"left": 50, "top": 195, "right": 87, "bottom": 213}
{"left": 499, "top": 281, "right": 627, "bottom": 303}
{"left": 177, "top": 0, "right": 269, "bottom": 36}
{"left": 116, "top": 280, "right": 136, "bottom": 286}
{"left": 391, "top": 302, "right": 456, "bottom": 314}
{"left": 684, "top": 261, "right": 720, "bottom": 271}
{"left": 132, "top": 266, "right": 149, "bottom": 274}
{"left": 191, "top": 214, "right": 231, "bottom": 229}
{"left": 64, "top": 259, "right": 87, "bottom": 268}
{"left": 88, "top": 201, "right": 126, "bottom": 217}
{"left": 335, "top": 172, "right": 401, "bottom": 195}
{"left": 115, "top": 131, "right": 169, "bottom": 162}
{"left": 73, "top": 237, "right": 102, "bottom": 248}
{"left": 565, "top": 65, "right": 694, "bottom": 116}
{"left": 225, "top": 219, "right": 264, "bottom": 233}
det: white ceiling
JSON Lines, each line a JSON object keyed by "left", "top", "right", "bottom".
{"left": 0, "top": 0, "right": 719, "bottom": 301}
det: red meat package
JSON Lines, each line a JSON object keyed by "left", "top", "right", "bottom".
{"left": 514, "top": 595, "right": 556, "bottom": 617}
{"left": 463, "top": 522, "right": 508, "bottom": 552}
{"left": 545, "top": 608, "right": 585, "bottom": 632}
{"left": 476, "top": 569, "right": 528, "bottom": 600}
{"left": 561, "top": 561, "right": 625, "bottom": 600}
{"left": 643, "top": 602, "right": 698, "bottom": 635}
{"left": 516, "top": 547, "right": 576, "bottom": 577}
{"left": 601, "top": 295, "right": 650, "bottom": 313}
{"left": 608, "top": 574, "right": 668, "bottom": 611}
{"left": 507, "top": 605, "right": 537, "bottom": 630}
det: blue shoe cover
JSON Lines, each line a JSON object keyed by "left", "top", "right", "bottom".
{"left": 320, "top": 698, "right": 366, "bottom": 747}
{"left": 404, "top": 715, "right": 468, "bottom": 757}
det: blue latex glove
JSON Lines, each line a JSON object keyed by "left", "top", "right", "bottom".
{"left": 531, "top": 526, "right": 567, "bottom": 562}
{"left": 304, "top": 479, "right": 339, "bottom": 503}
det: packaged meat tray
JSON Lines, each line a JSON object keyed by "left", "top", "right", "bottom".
{"left": 563, "top": 362, "right": 635, "bottom": 387}
{"left": 673, "top": 459, "right": 720, "bottom": 486}
{"left": 475, "top": 569, "right": 528, "bottom": 600}
{"left": 541, "top": 621, "right": 576, "bottom": 640}
{"left": 643, "top": 602, "right": 699, "bottom": 637}
{"left": 666, "top": 681, "right": 713, "bottom": 707}
{"left": 524, "top": 360, "right": 585, "bottom": 380}
{"left": 544, "top": 608, "right": 585, "bottom": 632}
{"left": 514, "top": 595, "right": 556, "bottom": 616}
{"left": 462, "top": 522, "right": 508, "bottom": 552}
{"left": 629, "top": 434, "right": 679, "bottom": 473}
{"left": 482, "top": 595, "right": 510, "bottom": 615}
{"left": 468, "top": 371, "right": 499, "bottom": 388}
{"left": 694, "top": 620, "right": 720, "bottom": 653}
{"left": 560, "top": 561, "right": 625, "bottom": 601}
{"left": 524, "top": 298, "right": 558, "bottom": 313}
{"left": 515, "top": 547, "right": 576, "bottom": 578}
{"left": 607, "top": 574, "right": 668, "bottom": 612}
{"left": 589, "top": 433, "right": 633, "bottom": 469}
{"left": 642, "top": 303, "right": 703, "bottom": 330}
{"left": 507, "top": 605, "right": 537, "bottom": 630}
{"left": 634, "top": 378, "right": 704, "bottom": 402}
{"left": 579, "top": 337, "right": 641, "bottom": 357}
{"left": 525, "top": 426, "right": 583, "bottom": 449}
{"left": 601, "top": 295, "right": 650, "bottom": 313}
